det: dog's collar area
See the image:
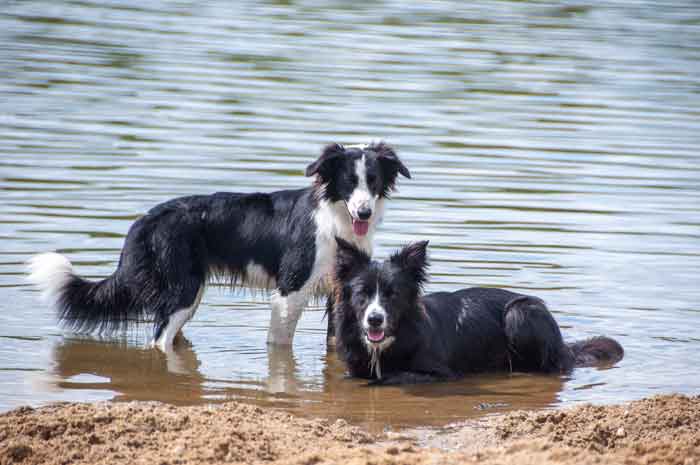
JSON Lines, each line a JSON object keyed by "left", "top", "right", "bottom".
{"left": 364, "top": 335, "right": 395, "bottom": 379}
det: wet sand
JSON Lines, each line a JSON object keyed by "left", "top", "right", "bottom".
{"left": 2, "top": 394, "right": 698, "bottom": 465}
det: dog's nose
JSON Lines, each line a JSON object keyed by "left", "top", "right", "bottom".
{"left": 357, "top": 207, "right": 372, "bottom": 220}
{"left": 367, "top": 312, "right": 384, "bottom": 328}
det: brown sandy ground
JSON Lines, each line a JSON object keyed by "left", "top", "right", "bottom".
{"left": 1, "top": 394, "right": 698, "bottom": 465}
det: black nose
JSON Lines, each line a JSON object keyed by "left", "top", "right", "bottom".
{"left": 367, "top": 312, "right": 384, "bottom": 328}
{"left": 357, "top": 207, "right": 372, "bottom": 220}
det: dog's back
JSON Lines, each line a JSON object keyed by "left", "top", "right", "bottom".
{"left": 419, "top": 288, "right": 623, "bottom": 376}
{"left": 419, "top": 289, "right": 517, "bottom": 374}
{"left": 417, "top": 289, "right": 571, "bottom": 374}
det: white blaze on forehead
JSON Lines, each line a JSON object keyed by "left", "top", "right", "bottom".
{"left": 362, "top": 283, "right": 394, "bottom": 379}
{"left": 362, "top": 288, "right": 386, "bottom": 330}
{"left": 346, "top": 155, "right": 377, "bottom": 219}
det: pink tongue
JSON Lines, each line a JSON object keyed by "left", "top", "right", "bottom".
{"left": 353, "top": 220, "right": 369, "bottom": 236}
{"left": 367, "top": 329, "right": 385, "bottom": 342}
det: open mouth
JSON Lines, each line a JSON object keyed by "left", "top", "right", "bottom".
{"left": 352, "top": 219, "right": 370, "bottom": 236}
{"left": 365, "top": 328, "right": 385, "bottom": 343}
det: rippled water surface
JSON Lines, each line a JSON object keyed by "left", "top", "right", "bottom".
{"left": 1, "top": 0, "right": 699, "bottom": 430}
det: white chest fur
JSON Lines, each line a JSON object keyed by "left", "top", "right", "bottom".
{"left": 267, "top": 196, "right": 383, "bottom": 345}
{"left": 309, "top": 198, "right": 383, "bottom": 295}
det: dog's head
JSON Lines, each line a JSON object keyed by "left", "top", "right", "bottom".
{"left": 306, "top": 143, "right": 410, "bottom": 237}
{"left": 334, "top": 237, "right": 429, "bottom": 349}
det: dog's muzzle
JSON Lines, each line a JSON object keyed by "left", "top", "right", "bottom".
{"left": 365, "top": 311, "right": 385, "bottom": 342}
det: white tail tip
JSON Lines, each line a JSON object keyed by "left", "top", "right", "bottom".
{"left": 26, "top": 252, "right": 74, "bottom": 305}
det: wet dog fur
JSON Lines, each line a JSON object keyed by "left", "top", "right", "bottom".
{"left": 332, "top": 239, "right": 624, "bottom": 384}
{"left": 27, "top": 143, "right": 410, "bottom": 351}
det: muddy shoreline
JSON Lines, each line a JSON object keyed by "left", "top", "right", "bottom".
{"left": 2, "top": 394, "right": 698, "bottom": 465}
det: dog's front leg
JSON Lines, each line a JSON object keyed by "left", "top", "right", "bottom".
{"left": 267, "top": 290, "right": 309, "bottom": 346}
{"left": 325, "top": 295, "right": 336, "bottom": 347}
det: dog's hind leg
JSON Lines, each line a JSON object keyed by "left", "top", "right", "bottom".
{"left": 152, "top": 285, "right": 204, "bottom": 352}
{"left": 145, "top": 211, "right": 208, "bottom": 352}
{"left": 504, "top": 295, "right": 573, "bottom": 373}
{"left": 267, "top": 290, "right": 308, "bottom": 346}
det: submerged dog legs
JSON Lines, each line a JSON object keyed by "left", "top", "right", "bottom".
{"left": 268, "top": 290, "right": 308, "bottom": 345}
{"left": 266, "top": 343, "right": 300, "bottom": 394}
{"left": 325, "top": 295, "right": 336, "bottom": 347}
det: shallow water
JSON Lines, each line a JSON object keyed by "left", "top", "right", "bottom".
{"left": 1, "top": 0, "right": 699, "bottom": 431}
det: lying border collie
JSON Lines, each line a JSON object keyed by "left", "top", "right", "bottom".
{"left": 333, "top": 238, "right": 624, "bottom": 384}
{"left": 27, "top": 143, "right": 410, "bottom": 351}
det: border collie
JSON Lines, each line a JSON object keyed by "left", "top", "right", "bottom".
{"left": 333, "top": 239, "right": 624, "bottom": 384}
{"left": 27, "top": 143, "right": 410, "bottom": 351}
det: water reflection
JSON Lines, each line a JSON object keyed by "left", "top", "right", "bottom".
{"left": 50, "top": 336, "right": 566, "bottom": 430}
{"left": 266, "top": 343, "right": 302, "bottom": 395}
{"left": 52, "top": 337, "right": 209, "bottom": 404}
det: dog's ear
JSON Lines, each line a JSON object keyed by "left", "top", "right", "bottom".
{"left": 305, "top": 143, "right": 345, "bottom": 178}
{"left": 335, "top": 237, "right": 370, "bottom": 281}
{"left": 390, "top": 240, "right": 429, "bottom": 288}
{"left": 373, "top": 142, "right": 411, "bottom": 180}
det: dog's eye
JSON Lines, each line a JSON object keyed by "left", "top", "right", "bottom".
{"left": 354, "top": 294, "right": 368, "bottom": 307}
{"left": 366, "top": 174, "right": 377, "bottom": 186}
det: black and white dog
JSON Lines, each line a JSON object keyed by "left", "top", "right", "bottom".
{"left": 27, "top": 143, "right": 410, "bottom": 351}
{"left": 333, "top": 239, "right": 624, "bottom": 384}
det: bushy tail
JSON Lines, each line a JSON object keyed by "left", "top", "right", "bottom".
{"left": 27, "top": 252, "right": 137, "bottom": 334}
{"left": 568, "top": 336, "right": 624, "bottom": 368}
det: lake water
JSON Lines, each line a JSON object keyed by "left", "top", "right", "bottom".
{"left": 1, "top": 0, "right": 699, "bottom": 431}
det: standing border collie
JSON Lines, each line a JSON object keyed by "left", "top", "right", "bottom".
{"left": 333, "top": 238, "right": 624, "bottom": 384}
{"left": 27, "top": 143, "right": 410, "bottom": 351}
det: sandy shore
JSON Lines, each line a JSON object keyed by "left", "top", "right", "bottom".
{"left": 1, "top": 394, "right": 698, "bottom": 465}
